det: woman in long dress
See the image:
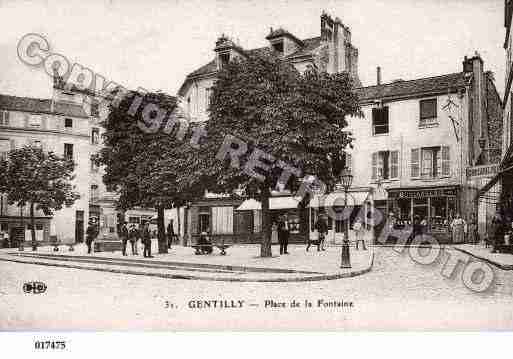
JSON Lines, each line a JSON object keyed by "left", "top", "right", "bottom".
{"left": 271, "top": 222, "right": 278, "bottom": 245}
{"left": 451, "top": 213, "right": 466, "bottom": 244}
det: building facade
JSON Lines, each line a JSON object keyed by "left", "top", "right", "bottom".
{"left": 0, "top": 85, "right": 94, "bottom": 245}
{"left": 178, "top": 11, "right": 502, "bottom": 244}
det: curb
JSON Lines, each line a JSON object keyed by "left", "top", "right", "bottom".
{"left": 0, "top": 252, "right": 374, "bottom": 282}
{"left": 6, "top": 252, "right": 322, "bottom": 275}
{"left": 454, "top": 247, "right": 513, "bottom": 271}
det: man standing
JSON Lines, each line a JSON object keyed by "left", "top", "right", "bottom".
{"left": 119, "top": 221, "right": 129, "bottom": 256}
{"left": 85, "top": 221, "right": 98, "bottom": 254}
{"left": 128, "top": 224, "right": 139, "bottom": 255}
{"left": 142, "top": 222, "right": 153, "bottom": 258}
{"left": 278, "top": 214, "right": 290, "bottom": 255}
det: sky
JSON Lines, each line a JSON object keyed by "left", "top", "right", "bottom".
{"left": 0, "top": 0, "right": 506, "bottom": 100}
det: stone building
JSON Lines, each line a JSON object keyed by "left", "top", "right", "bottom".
{"left": 348, "top": 55, "right": 502, "bottom": 243}
{"left": 0, "top": 85, "right": 93, "bottom": 245}
{"left": 178, "top": 12, "right": 361, "bottom": 244}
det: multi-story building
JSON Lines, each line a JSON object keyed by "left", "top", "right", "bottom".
{"left": 0, "top": 83, "right": 94, "bottom": 245}
{"left": 178, "top": 12, "right": 502, "bottom": 244}
{"left": 348, "top": 55, "right": 502, "bottom": 243}
{"left": 478, "top": 0, "right": 513, "bottom": 228}
{"left": 178, "top": 12, "right": 361, "bottom": 243}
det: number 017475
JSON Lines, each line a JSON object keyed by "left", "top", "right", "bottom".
{"left": 34, "top": 341, "right": 66, "bottom": 350}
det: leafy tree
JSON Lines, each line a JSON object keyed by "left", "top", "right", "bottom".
{"left": 195, "top": 53, "right": 362, "bottom": 257}
{"left": 1, "top": 145, "right": 79, "bottom": 248}
{"left": 97, "top": 91, "right": 199, "bottom": 253}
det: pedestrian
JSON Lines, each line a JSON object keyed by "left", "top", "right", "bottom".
{"left": 167, "top": 220, "right": 175, "bottom": 249}
{"left": 450, "top": 213, "right": 466, "bottom": 244}
{"left": 353, "top": 217, "right": 366, "bottom": 250}
{"left": 278, "top": 214, "right": 290, "bottom": 255}
{"left": 468, "top": 214, "right": 479, "bottom": 244}
{"left": 271, "top": 222, "right": 278, "bottom": 245}
{"left": 310, "top": 214, "right": 328, "bottom": 252}
{"left": 128, "top": 224, "right": 138, "bottom": 255}
{"left": 119, "top": 221, "right": 129, "bottom": 256}
{"left": 142, "top": 222, "right": 153, "bottom": 258}
{"left": 420, "top": 217, "right": 428, "bottom": 236}
{"left": 491, "top": 214, "right": 505, "bottom": 253}
{"left": 85, "top": 221, "right": 98, "bottom": 254}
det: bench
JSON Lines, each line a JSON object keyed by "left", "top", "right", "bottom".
{"left": 191, "top": 243, "right": 231, "bottom": 255}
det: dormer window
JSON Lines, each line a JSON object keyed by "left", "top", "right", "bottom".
{"left": 272, "top": 40, "right": 284, "bottom": 54}
{"left": 219, "top": 52, "right": 230, "bottom": 68}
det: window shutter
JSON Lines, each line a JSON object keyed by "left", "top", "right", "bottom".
{"left": 411, "top": 148, "right": 420, "bottom": 177}
{"left": 371, "top": 152, "right": 377, "bottom": 180}
{"left": 383, "top": 106, "right": 389, "bottom": 133}
{"left": 441, "top": 146, "right": 450, "bottom": 176}
{"left": 390, "top": 151, "right": 399, "bottom": 179}
{"left": 372, "top": 108, "right": 378, "bottom": 134}
{"left": 10, "top": 139, "right": 16, "bottom": 150}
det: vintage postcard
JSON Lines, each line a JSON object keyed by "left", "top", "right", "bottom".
{"left": 1, "top": 0, "right": 513, "bottom": 340}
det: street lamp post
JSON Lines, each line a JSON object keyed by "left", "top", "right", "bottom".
{"left": 340, "top": 168, "right": 353, "bottom": 268}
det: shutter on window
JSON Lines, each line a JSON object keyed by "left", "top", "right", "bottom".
{"left": 346, "top": 153, "right": 352, "bottom": 172}
{"left": 10, "top": 139, "right": 16, "bottom": 150}
{"left": 371, "top": 152, "right": 377, "bottom": 180}
{"left": 390, "top": 151, "right": 399, "bottom": 179}
{"left": 383, "top": 106, "right": 389, "bottom": 133}
{"left": 411, "top": 148, "right": 420, "bottom": 177}
{"left": 4, "top": 111, "right": 9, "bottom": 126}
{"left": 442, "top": 146, "right": 450, "bottom": 176}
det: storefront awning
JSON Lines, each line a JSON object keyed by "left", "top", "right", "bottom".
{"left": 236, "top": 197, "right": 302, "bottom": 211}
{"left": 476, "top": 164, "right": 513, "bottom": 200}
{"left": 309, "top": 191, "right": 372, "bottom": 208}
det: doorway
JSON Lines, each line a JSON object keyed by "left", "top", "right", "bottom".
{"left": 75, "top": 210, "right": 84, "bottom": 243}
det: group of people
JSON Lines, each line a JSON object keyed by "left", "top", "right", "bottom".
{"left": 85, "top": 220, "right": 179, "bottom": 258}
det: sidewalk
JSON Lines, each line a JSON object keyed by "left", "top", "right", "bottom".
{"left": 0, "top": 242, "right": 374, "bottom": 282}
{"left": 454, "top": 244, "right": 513, "bottom": 270}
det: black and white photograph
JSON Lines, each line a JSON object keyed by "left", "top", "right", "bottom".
{"left": 1, "top": 0, "right": 513, "bottom": 353}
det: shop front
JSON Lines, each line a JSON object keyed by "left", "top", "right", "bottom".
{"left": 387, "top": 186, "right": 460, "bottom": 243}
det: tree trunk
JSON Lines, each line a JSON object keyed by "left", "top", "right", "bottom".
{"left": 176, "top": 206, "right": 182, "bottom": 245}
{"left": 260, "top": 186, "right": 272, "bottom": 257}
{"left": 30, "top": 202, "right": 36, "bottom": 250}
{"left": 157, "top": 204, "right": 167, "bottom": 254}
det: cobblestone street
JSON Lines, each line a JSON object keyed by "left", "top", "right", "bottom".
{"left": 1, "top": 246, "right": 512, "bottom": 330}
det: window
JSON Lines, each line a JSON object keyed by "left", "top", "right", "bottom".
{"left": 419, "top": 99, "right": 437, "bottom": 127}
{"left": 90, "top": 101, "right": 99, "bottom": 117}
{"left": 272, "top": 40, "right": 284, "bottom": 54}
{"left": 0, "top": 111, "right": 10, "bottom": 126}
{"left": 0, "top": 139, "right": 10, "bottom": 161}
{"left": 64, "top": 118, "right": 73, "bottom": 128}
{"left": 64, "top": 143, "right": 73, "bottom": 161}
{"left": 129, "top": 216, "right": 140, "bottom": 224}
{"left": 411, "top": 146, "right": 450, "bottom": 178}
{"left": 90, "top": 156, "right": 99, "bottom": 172}
{"left": 205, "top": 88, "right": 212, "bottom": 110}
{"left": 372, "top": 106, "right": 389, "bottom": 135}
{"left": 28, "top": 115, "right": 42, "bottom": 127}
{"left": 219, "top": 52, "right": 230, "bottom": 68}
{"left": 372, "top": 150, "right": 399, "bottom": 180}
{"left": 91, "top": 127, "right": 99, "bottom": 144}
{"left": 90, "top": 184, "right": 99, "bottom": 202}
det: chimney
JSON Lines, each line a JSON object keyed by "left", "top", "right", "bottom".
{"left": 377, "top": 66, "right": 382, "bottom": 85}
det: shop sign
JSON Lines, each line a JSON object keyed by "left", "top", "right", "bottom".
{"left": 388, "top": 187, "right": 457, "bottom": 199}
{"left": 466, "top": 164, "right": 499, "bottom": 179}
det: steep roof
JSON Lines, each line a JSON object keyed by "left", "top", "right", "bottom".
{"left": 356, "top": 72, "right": 468, "bottom": 103}
{"left": 0, "top": 94, "right": 89, "bottom": 118}
{"left": 183, "top": 37, "right": 321, "bottom": 80}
